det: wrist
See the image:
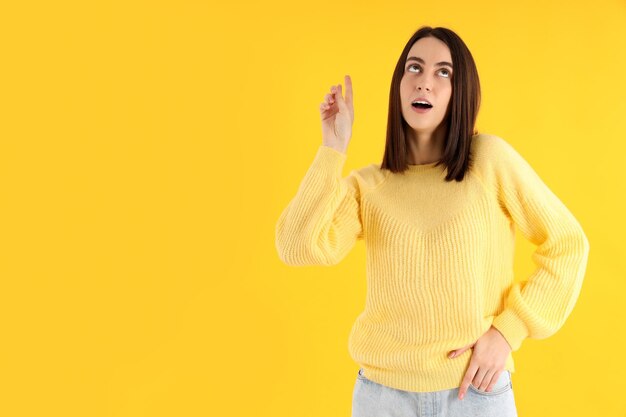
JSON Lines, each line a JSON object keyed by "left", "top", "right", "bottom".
{"left": 322, "top": 144, "right": 347, "bottom": 155}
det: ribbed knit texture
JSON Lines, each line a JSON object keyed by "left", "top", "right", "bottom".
{"left": 275, "top": 133, "right": 590, "bottom": 393}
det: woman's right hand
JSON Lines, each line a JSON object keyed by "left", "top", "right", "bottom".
{"left": 319, "top": 75, "right": 354, "bottom": 155}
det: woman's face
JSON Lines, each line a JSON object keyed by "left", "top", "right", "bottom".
{"left": 400, "top": 36, "right": 453, "bottom": 137}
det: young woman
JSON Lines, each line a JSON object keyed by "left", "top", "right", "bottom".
{"left": 275, "top": 25, "right": 589, "bottom": 416}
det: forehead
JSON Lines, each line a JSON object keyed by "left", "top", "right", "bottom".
{"left": 406, "top": 37, "right": 452, "bottom": 62}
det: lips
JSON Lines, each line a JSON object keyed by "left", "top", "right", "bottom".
{"left": 411, "top": 97, "right": 433, "bottom": 108}
{"left": 411, "top": 105, "right": 432, "bottom": 114}
{"left": 412, "top": 97, "right": 433, "bottom": 106}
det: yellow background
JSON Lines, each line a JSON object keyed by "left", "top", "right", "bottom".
{"left": 0, "top": 0, "right": 624, "bottom": 416}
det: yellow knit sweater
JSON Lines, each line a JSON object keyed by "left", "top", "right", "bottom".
{"left": 275, "top": 133, "right": 589, "bottom": 392}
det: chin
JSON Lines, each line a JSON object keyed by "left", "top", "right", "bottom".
{"left": 407, "top": 120, "right": 441, "bottom": 131}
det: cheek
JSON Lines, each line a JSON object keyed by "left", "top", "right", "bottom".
{"left": 441, "top": 89, "right": 452, "bottom": 107}
{"left": 400, "top": 87, "right": 412, "bottom": 106}
{"left": 399, "top": 79, "right": 409, "bottom": 95}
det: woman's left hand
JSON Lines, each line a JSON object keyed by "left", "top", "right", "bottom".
{"left": 448, "top": 325, "right": 512, "bottom": 400}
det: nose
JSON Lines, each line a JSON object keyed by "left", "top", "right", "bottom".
{"left": 416, "top": 75, "right": 433, "bottom": 92}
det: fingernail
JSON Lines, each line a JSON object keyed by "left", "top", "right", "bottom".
{"left": 448, "top": 352, "right": 455, "bottom": 358}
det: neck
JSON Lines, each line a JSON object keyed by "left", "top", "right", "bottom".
{"left": 406, "top": 125, "right": 447, "bottom": 165}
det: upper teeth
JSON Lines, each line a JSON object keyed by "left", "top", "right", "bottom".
{"left": 413, "top": 100, "right": 431, "bottom": 105}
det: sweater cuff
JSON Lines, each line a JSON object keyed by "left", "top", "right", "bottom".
{"left": 313, "top": 145, "right": 348, "bottom": 178}
{"left": 491, "top": 308, "right": 530, "bottom": 352}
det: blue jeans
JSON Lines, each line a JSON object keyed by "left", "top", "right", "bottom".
{"left": 352, "top": 368, "right": 518, "bottom": 417}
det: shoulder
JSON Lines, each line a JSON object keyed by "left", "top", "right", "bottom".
{"left": 470, "top": 132, "right": 531, "bottom": 176}
{"left": 346, "top": 162, "right": 390, "bottom": 196}
{"left": 470, "top": 132, "right": 551, "bottom": 200}
{"left": 469, "top": 132, "right": 530, "bottom": 193}
{"left": 471, "top": 133, "right": 516, "bottom": 162}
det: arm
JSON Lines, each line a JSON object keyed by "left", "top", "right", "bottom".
{"left": 489, "top": 138, "right": 590, "bottom": 352}
{"left": 275, "top": 145, "right": 364, "bottom": 266}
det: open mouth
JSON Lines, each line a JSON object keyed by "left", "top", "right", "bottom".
{"left": 411, "top": 101, "right": 433, "bottom": 113}
{"left": 412, "top": 102, "right": 433, "bottom": 109}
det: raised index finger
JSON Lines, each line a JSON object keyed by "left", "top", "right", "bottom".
{"left": 344, "top": 74, "right": 353, "bottom": 105}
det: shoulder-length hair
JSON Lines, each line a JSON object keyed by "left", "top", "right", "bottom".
{"left": 380, "top": 26, "right": 481, "bottom": 182}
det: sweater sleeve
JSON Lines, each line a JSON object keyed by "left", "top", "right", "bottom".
{"left": 275, "top": 145, "right": 364, "bottom": 266}
{"left": 489, "top": 138, "right": 590, "bottom": 352}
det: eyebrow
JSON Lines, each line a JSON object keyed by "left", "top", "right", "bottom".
{"left": 406, "top": 56, "right": 453, "bottom": 69}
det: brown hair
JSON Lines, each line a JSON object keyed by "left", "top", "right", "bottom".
{"left": 380, "top": 26, "right": 481, "bottom": 182}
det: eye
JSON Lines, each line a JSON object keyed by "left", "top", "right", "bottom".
{"left": 406, "top": 64, "right": 452, "bottom": 78}
{"left": 407, "top": 64, "right": 420, "bottom": 73}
